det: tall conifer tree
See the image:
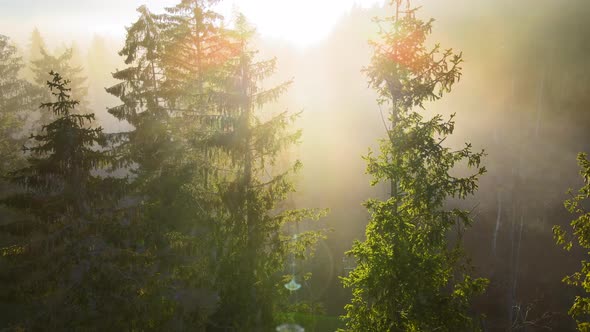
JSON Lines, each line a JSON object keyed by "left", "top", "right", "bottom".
{"left": 202, "top": 15, "right": 323, "bottom": 330}
{"left": 108, "top": 3, "right": 323, "bottom": 329}
{"left": 31, "top": 47, "right": 89, "bottom": 124}
{"left": 0, "top": 72, "right": 132, "bottom": 330}
{"left": 107, "top": 5, "right": 173, "bottom": 196}
{"left": 0, "top": 35, "right": 43, "bottom": 326}
{"left": 106, "top": 4, "right": 233, "bottom": 328}
{"left": 0, "top": 35, "right": 40, "bottom": 175}
{"left": 341, "top": 2, "right": 487, "bottom": 331}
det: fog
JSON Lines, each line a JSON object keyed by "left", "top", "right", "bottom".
{"left": 2, "top": 0, "right": 590, "bottom": 330}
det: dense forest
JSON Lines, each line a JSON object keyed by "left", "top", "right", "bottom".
{"left": 1, "top": 0, "right": 590, "bottom": 331}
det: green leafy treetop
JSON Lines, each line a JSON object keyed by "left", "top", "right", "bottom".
{"left": 554, "top": 153, "right": 590, "bottom": 332}
{"left": 341, "top": 1, "right": 488, "bottom": 331}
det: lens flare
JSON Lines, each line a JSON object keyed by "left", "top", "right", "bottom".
{"left": 284, "top": 277, "right": 302, "bottom": 291}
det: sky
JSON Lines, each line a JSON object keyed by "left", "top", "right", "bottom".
{"left": 0, "top": 0, "right": 386, "bottom": 50}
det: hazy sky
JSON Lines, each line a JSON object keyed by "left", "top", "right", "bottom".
{"left": 0, "top": 0, "right": 385, "bottom": 49}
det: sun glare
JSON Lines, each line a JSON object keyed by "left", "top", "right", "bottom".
{"left": 0, "top": 0, "right": 384, "bottom": 50}
{"left": 218, "top": 0, "right": 384, "bottom": 49}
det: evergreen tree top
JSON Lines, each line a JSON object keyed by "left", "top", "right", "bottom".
{"left": 3, "top": 72, "right": 113, "bottom": 220}
{"left": 366, "top": 0, "right": 463, "bottom": 111}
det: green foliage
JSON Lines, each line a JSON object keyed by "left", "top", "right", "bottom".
{"left": 554, "top": 152, "right": 590, "bottom": 331}
{"left": 107, "top": 5, "right": 164, "bottom": 122}
{"left": 0, "top": 72, "right": 135, "bottom": 330}
{"left": 106, "top": 4, "right": 233, "bottom": 328}
{"left": 277, "top": 312, "right": 345, "bottom": 331}
{"left": 31, "top": 46, "right": 89, "bottom": 125}
{"left": 107, "top": 3, "right": 324, "bottom": 330}
{"left": 5, "top": 72, "right": 114, "bottom": 220}
{"left": 0, "top": 35, "right": 40, "bottom": 176}
{"left": 341, "top": 1, "right": 487, "bottom": 331}
{"left": 0, "top": 34, "right": 43, "bottom": 328}
{"left": 176, "top": 13, "right": 325, "bottom": 330}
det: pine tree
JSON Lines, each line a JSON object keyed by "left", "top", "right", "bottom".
{"left": 106, "top": 4, "right": 229, "bottom": 328}
{"left": 22, "top": 27, "right": 47, "bottom": 81}
{"left": 204, "top": 15, "right": 323, "bottom": 330}
{"left": 341, "top": 2, "right": 487, "bottom": 331}
{"left": 0, "top": 34, "right": 40, "bottom": 176}
{"left": 554, "top": 153, "right": 590, "bottom": 331}
{"left": 159, "top": 0, "right": 234, "bottom": 106}
{"left": 31, "top": 46, "right": 89, "bottom": 124}
{"left": 106, "top": 2, "right": 208, "bottom": 264}
{"left": 107, "top": 5, "right": 171, "bottom": 178}
{"left": 158, "top": 0, "right": 236, "bottom": 192}
{"left": 106, "top": 0, "right": 232, "bottom": 228}
{"left": 0, "top": 72, "right": 132, "bottom": 330}
{"left": 108, "top": 4, "right": 323, "bottom": 329}
{"left": 0, "top": 34, "right": 43, "bottom": 327}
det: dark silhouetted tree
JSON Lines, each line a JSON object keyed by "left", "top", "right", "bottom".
{"left": 31, "top": 47, "right": 89, "bottom": 124}
{"left": 0, "top": 72, "right": 136, "bottom": 330}
{"left": 0, "top": 34, "right": 44, "bottom": 327}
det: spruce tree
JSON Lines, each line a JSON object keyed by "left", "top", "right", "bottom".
{"left": 158, "top": 0, "right": 235, "bottom": 193}
{"left": 108, "top": 4, "right": 323, "bottom": 329}
{"left": 22, "top": 27, "right": 47, "bottom": 81}
{"left": 204, "top": 15, "right": 323, "bottom": 330}
{"left": 0, "top": 35, "right": 40, "bottom": 176}
{"left": 159, "top": 0, "right": 234, "bottom": 107}
{"left": 106, "top": 0, "right": 232, "bottom": 232}
{"left": 341, "top": 2, "right": 487, "bottom": 331}
{"left": 5, "top": 71, "right": 110, "bottom": 224}
{"left": 31, "top": 47, "right": 89, "bottom": 124}
{"left": 107, "top": 5, "right": 172, "bottom": 187}
{"left": 0, "top": 72, "right": 131, "bottom": 330}
{"left": 106, "top": 4, "right": 230, "bottom": 328}
{"left": 0, "top": 32, "right": 42, "bottom": 240}
{"left": 155, "top": 0, "right": 234, "bottom": 213}
{"left": 0, "top": 34, "right": 43, "bottom": 327}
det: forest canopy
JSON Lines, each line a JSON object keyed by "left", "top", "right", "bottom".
{"left": 1, "top": 0, "right": 590, "bottom": 331}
